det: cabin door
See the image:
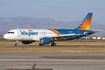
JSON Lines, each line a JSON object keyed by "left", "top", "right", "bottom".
{"left": 17, "top": 29, "right": 21, "bottom": 37}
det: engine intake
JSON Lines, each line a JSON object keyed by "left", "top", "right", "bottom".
{"left": 40, "top": 38, "right": 51, "bottom": 44}
{"left": 22, "top": 41, "right": 34, "bottom": 44}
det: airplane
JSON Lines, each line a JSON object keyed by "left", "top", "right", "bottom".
{"left": 3, "top": 13, "right": 95, "bottom": 46}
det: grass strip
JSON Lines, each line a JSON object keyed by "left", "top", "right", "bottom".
{"left": 0, "top": 42, "right": 105, "bottom": 46}
{"left": 0, "top": 47, "right": 105, "bottom": 52}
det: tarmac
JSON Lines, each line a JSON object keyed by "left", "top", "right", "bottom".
{"left": 0, "top": 41, "right": 105, "bottom": 70}
{"left": 1, "top": 45, "right": 105, "bottom": 48}
{"left": 0, "top": 52, "right": 105, "bottom": 70}
{"left": 1, "top": 59, "right": 105, "bottom": 70}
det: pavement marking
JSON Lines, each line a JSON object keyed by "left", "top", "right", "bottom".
{"left": 0, "top": 59, "right": 105, "bottom": 62}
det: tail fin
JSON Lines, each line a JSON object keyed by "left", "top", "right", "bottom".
{"left": 76, "top": 13, "right": 93, "bottom": 30}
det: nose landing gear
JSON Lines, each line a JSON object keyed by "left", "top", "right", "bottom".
{"left": 15, "top": 40, "right": 18, "bottom": 46}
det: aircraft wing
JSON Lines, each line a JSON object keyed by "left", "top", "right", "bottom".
{"left": 45, "top": 34, "right": 81, "bottom": 38}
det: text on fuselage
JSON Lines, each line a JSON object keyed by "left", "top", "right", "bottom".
{"left": 21, "top": 31, "right": 38, "bottom": 36}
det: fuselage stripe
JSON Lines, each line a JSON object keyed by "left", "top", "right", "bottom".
{"left": 48, "top": 29, "right": 61, "bottom": 36}
{"left": 61, "top": 37, "right": 67, "bottom": 41}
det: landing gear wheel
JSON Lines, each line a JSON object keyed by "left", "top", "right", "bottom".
{"left": 15, "top": 40, "right": 18, "bottom": 46}
{"left": 51, "top": 43, "right": 56, "bottom": 46}
{"left": 15, "top": 43, "right": 18, "bottom": 46}
{"left": 39, "top": 43, "right": 44, "bottom": 46}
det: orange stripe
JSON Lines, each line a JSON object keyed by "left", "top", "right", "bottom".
{"left": 48, "top": 29, "right": 61, "bottom": 36}
{"left": 61, "top": 37, "right": 67, "bottom": 41}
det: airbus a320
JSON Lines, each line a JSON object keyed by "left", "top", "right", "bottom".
{"left": 3, "top": 13, "right": 96, "bottom": 46}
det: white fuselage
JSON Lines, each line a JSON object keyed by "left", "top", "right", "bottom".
{"left": 3, "top": 29, "right": 58, "bottom": 41}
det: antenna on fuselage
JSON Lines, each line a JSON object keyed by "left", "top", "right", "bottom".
{"left": 17, "top": 27, "right": 18, "bottom": 31}
{"left": 17, "top": 27, "right": 18, "bottom": 36}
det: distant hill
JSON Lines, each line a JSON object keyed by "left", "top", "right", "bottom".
{"left": 0, "top": 17, "right": 105, "bottom": 36}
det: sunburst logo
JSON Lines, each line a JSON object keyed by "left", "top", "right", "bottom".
{"left": 78, "top": 16, "right": 92, "bottom": 30}
{"left": 77, "top": 13, "right": 93, "bottom": 30}
{"left": 28, "top": 30, "right": 33, "bottom": 32}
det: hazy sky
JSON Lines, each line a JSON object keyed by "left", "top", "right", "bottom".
{"left": 0, "top": 0, "right": 105, "bottom": 24}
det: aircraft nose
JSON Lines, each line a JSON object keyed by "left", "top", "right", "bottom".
{"left": 3, "top": 34, "right": 8, "bottom": 39}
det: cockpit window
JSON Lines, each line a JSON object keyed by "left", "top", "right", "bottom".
{"left": 8, "top": 32, "right": 14, "bottom": 34}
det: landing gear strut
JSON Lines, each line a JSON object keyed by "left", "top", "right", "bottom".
{"left": 15, "top": 40, "right": 18, "bottom": 46}
{"left": 51, "top": 39, "right": 56, "bottom": 46}
{"left": 39, "top": 43, "right": 44, "bottom": 46}
{"left": 51, "top": 42, "right": 56, "bottom": 46}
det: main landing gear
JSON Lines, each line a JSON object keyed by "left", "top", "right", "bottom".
{"left": 15, "top": 40, "right": 18, "bottom": 46}
{"left": 51, "top": 39, "right": 56, "bottom": 46}
{"left": 39, "top": 43, "right": 44, "bottom": 46}
{"left": 51, "top": 42, "right": 56, "bottom": 46}
{"left": 39, "top": 38, "right": 56, "bottom": 46}
{"left": 39, "top": 42, "right": 56, "bottom": 46}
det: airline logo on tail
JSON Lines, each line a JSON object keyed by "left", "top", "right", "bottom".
{"left": 76, "top": 13, "right": 93, "bottom": 30}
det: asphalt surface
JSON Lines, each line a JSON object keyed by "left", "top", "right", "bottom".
{"left": 0, "top": 52, "right": 105, "bottom": 70}
{"left": 0, "top": 44, "right": 105, "bottom": 70}
{"left": 1, "top": 59, "right": 105, "bottom": 70}
{"left": 0, "top": 52, "right": 105, "bottom": 59}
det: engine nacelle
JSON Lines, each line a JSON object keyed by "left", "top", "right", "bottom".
{"left": 22, "top": 41, "right": 34, "bottom": 44}
{"left": 83, "top": 32, "right": 88, "bottom": 35}
{"left": 40, "top": 38, "right": 51, "bottom": 44}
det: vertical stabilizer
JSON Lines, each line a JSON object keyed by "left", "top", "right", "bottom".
{"left": 76, "top": 13, "right": 93, "bottom": 30}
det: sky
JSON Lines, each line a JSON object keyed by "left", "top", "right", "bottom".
{"left": 0, "top": 0, "right": 105, "bottom": 24}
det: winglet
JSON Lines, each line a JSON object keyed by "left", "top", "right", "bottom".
{"left": 76, "top": 13, "right": 93, "bottom": 30}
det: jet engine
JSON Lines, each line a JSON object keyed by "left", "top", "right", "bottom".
{"left": 22, "top": 41, "right": 35, "bottom": 44}
{"left": 40, "top": 38, "right": 51, "bottom": 44}
{"left": 83, "top": 32, "right": 88, "bottom": 35}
